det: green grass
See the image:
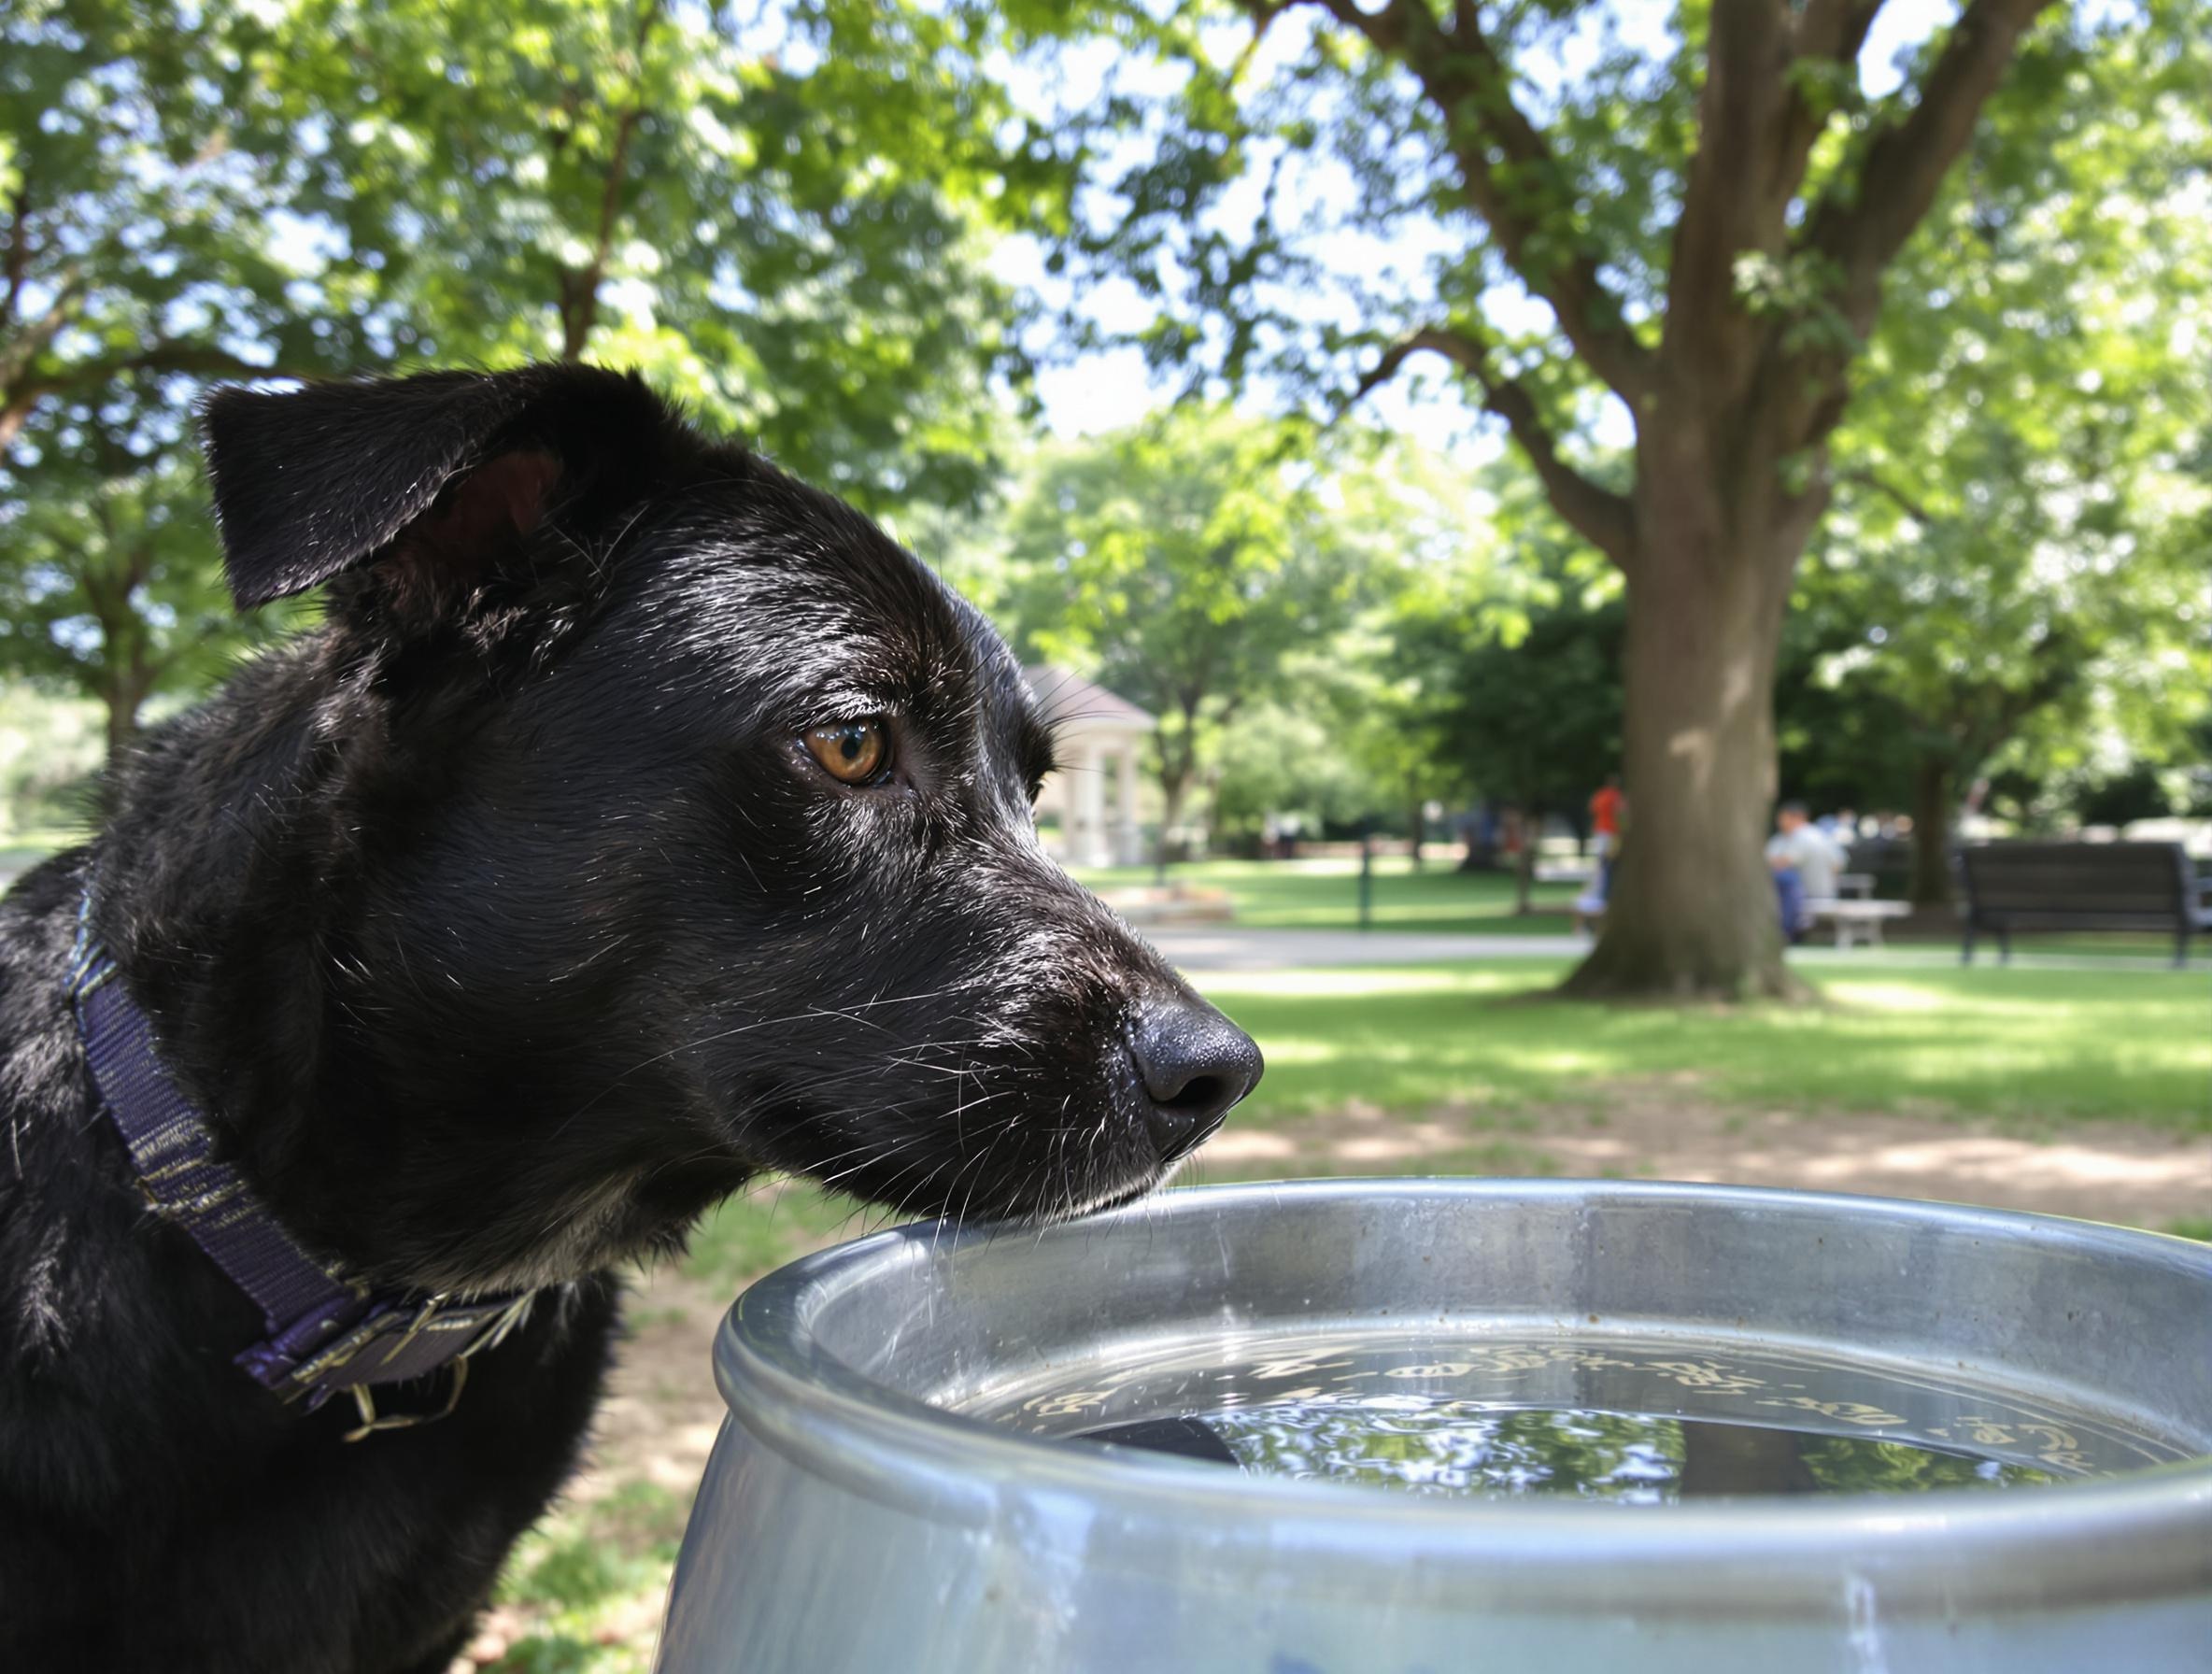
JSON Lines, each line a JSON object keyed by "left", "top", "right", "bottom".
{"left": 492, "top": 1482, "right": 693, "bottom": 1674}
{"left": 1071, "top": 855, "right": 1583, "bottom": 932}
{"left": 1198, "top": 960, "right": 2212, "bottom": 1131}
{"left": 1982, "top": 930, "right": 2205, "bottom": 962}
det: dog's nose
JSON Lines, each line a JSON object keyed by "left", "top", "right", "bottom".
{"left": 1127, "top": 996, "right": 1263, "bottom": 1162}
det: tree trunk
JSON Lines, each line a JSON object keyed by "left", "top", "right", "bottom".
{"left": 1514, "top": 823, "right": 1534, "bottom": 915}
{"left": 1565, "top": 515, "right": 1805, "bottom": 1001}
{"left": 1457, "top": 802, "right": 1500, "bottom": 872}
{"left": 102, "top": 661, "right": 150, "bottom": 771}
{"left": 1407, "top": 779, "right": 1425, "bottom": 871}
{"left": 1908, "top": 755, "right": 1954, "bottom": 907}
{"left": 1154, "top": 702, "right": 1204, "bottom": 882}
{"left": 1155, "top": 773, "right": 1188, "bottom": 883}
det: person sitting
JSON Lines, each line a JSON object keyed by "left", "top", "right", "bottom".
{"left": 1766, "top": 801, "right": 1845, "bottom": 943}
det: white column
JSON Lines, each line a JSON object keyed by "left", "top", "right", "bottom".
{"left": 1114, "top": 746, "right": 1142, "bottom": 866}
{"left": 1074, "top": 744, "right": 1107, "bottom": 868}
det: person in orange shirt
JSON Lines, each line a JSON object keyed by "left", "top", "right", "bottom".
{"left": 1589, "top": 774, "right": 1624, "bottom": 891}
{"left": 1575, "top": 775, "right": 1624, "bottom": 934}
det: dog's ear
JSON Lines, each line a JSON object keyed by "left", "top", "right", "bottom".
{"left": 201, "top": 364, "right": 672, "bottom": 611}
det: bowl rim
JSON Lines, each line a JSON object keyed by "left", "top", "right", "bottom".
{"left": 709, "top": 1178, "right": 2212, "bottom": 1605}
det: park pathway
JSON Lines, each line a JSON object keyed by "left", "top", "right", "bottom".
{"left": 1147, "top": 925, "right": 2210, "bottom": 976}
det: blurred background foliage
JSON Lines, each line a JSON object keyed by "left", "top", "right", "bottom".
{"left": 1, "top": 0, "right": 2206, "bottom": 886}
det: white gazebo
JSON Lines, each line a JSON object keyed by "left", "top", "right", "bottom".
{"left": 1026, "top": 666, "right": 1154, "bottom": 868}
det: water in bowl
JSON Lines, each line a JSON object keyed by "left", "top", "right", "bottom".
{"left": 982, "top": 1328, "right": 2191, "bottom": 1500}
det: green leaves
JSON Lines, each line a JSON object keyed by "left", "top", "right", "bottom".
{"left": 0, "top": 449, "right": 306, "bottom": 752}
{"left": 2, "top": 0, "right": 1083, "bottom": 751}
{"left": 251, "top": 0, "right": 1053, "bottom": 512}
{"left": 1806, "top": 0, "right": 2212, "bottom": 809}
{"left": 1381, "top": 461, "right": 1624, "bottom": 816}
{"left": 1000, "top": 404, "right": 1360, "bottom": 826}
{"left": 1730, "top": 250, "right": 1855, "bottom": 358}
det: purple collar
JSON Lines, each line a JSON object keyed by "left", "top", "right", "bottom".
{"left": 68, "top": 893, "right": 531, "bottom": 1440}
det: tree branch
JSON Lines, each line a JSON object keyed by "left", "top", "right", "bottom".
{"left": 561, "top": 0, "right": 665, "bottom": 359}
{"left": 1805, "top": 0, "right": 2056, "bottom": 333}
{"left": 1795, "top": 0, "right": 1890, "bottom": 61}
{"left": 1663, "top": 0, "right": 1795, "bottom": 400}
{"left": 0, "top": 267, "right": 86, "bottom": 390}
{"left": 3, "top": 169, "right": 34, "bottom": 326}
{"left": 1663, "top": 0, "right": 1887, "bottom": 403}
{"left": 1735, "top": 0, "right": 2049, "bottom": 468}
{"left": 1246, "top": 0, "right": 1652, "bottom": 404}
{"left": 1835, "top": 466, "right": 1935, "bottom": 524}
{"left": 0, "top": 341, "right": 306, "bottom": 455}
{"left": 1351, "top": 326, "right": 1635, "bottom": 566}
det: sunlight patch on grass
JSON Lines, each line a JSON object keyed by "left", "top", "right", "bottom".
{"left": 1199, "top": 961, "right": 2211, "bottom": 1131}
{"left": 1244, "top": 1038, "right": 1334, "bottom": 1066}
{"left": 1817, "top": 980, "right": 1968, "bottom": 1012}
{"left": 1206, "top": 965, "right": 1529, "bottom": 999}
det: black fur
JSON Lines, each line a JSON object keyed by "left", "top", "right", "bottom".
{"left": 0, "top": 364, "right": 1259, "bottom": 1670}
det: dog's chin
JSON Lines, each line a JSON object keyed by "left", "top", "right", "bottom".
{"left": 408, "top": 1156, "right": 759, "bottom": 1298}
{"left": 1036, "top": 1158, "right": 1183, "bottom": 1225}
{"left": 427, "top": 1132, "right": 1176, "bottom": 1294}
{"left": 903, "top": 1149, "right": 1179, "bottom": 1230}
{"left": 773, "top": 1130, "right": 1175, "bottom": 1234}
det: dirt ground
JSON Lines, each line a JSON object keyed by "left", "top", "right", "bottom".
{"left": 1201, "top": 1090, "right": 2212, "bottom": 1229}
{"left": 457, "top": 1094, "right": 2210, "bottom": 1666}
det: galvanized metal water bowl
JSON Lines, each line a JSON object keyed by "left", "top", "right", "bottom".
{"left": 656, "top": 1179, "right": 2212, "bottom": 1673}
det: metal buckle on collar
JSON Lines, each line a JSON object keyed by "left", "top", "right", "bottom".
{"left": 279, "top": 1292, "right": 532, "bottom": 1436}
{"left": 335, "top": 1294, "right": 534, "bottom": 1440}
{"left": 284, "top": 1295, "right": 440, "bottom": 1394}
{"left": 344, "top": 1357, "right": 471, "bottom": 1442}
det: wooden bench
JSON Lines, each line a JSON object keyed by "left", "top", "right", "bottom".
{"left": 1804, "top": 897, "right": 1912, "bottom": 949}
{"left": 1957, "top": 841, "right": 2211, "bottom": 967}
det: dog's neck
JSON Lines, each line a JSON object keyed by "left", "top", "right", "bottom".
{"left": 92, "top": 638, "right": 348, "bottom": 1134}
{"left": 84, "top": 634, "right": 745, "bottom": 1294}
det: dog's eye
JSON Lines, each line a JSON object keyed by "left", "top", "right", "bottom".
{"left": 802, "top": 718, "right": 889, "bottom": 786}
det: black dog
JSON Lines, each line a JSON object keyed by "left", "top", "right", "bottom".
{"left": 0, "top": 364, "right": 1260, "bottom": 1672}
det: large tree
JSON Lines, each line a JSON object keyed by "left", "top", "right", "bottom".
{"left": 1040, "top": 0, "right": 2099, "bottom": 997}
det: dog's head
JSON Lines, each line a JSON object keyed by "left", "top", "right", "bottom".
{"left": 175, "top": 363, "right": 1258, "bottom": 1292}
